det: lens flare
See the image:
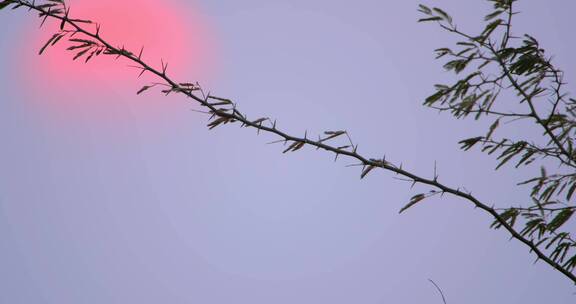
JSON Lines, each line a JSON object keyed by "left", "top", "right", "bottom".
{"left": 16, "top": 0, "right": 217, "bottom": 123}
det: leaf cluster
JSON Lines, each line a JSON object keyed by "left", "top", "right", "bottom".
{"left": 420, "top": 0, "right": 576, "bottom": 276}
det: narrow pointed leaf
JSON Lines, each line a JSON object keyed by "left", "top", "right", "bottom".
{"left": 399, "top": 194, "right": 427, "bottom": 214}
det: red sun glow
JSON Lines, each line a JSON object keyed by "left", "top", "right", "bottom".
{"left": 17, "top": 0, "right": 217, "bottom": 121}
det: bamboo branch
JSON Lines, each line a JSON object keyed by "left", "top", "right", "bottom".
{"left": 7, "top": 0, "right": 576, "bottom": 284}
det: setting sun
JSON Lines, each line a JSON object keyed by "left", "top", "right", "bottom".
{"left": 16, "top": 0, "right": 216, "bottom": 120}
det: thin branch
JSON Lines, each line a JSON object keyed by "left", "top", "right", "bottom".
{"left": 428, "top": 279, "right": 447, "bottom": 304}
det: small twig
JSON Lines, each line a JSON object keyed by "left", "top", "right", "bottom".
{"left": 428, "top": 279, "right": 447, "bottom": 304}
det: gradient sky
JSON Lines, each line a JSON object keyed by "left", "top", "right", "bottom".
{"left": 1, "top": 0, "right": 575, "bottom": 303}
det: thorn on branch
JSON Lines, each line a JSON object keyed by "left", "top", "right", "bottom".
{"left": 60, "top": 7, "right": 69, "bottom": 30}
{"left": 161, "top": 58, "right": 168, "bottom": 74}
{"left": 39, "top": 7, "right": 51, "bottom": 27}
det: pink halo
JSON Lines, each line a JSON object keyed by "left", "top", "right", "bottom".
{"left": 16, "top": 0, "right": 218, "bottom": 124}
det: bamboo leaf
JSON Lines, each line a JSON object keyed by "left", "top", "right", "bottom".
{"left": 283, "top": 141, "right": 304, "bottom": 153}
{"left": 491, "top": 208, "right": 518, "bottom": 229}
{"left": 548, "top": 209, "right": 575, "bottom": 232}
{"left": 360, "top": 165, "right": 376, "bottom": 179}
{"left": 485, "top": 119, "right": 500, "bottom": 140}
{"left": 51, "top": 33, "right": 64, "bottom": 46}
{"left": 137, "top": 85, "right": 152, "bottom": 95}
{"left": 418, "top": 4, "right": 432, "bottom": 14}
{"left": 481, "top": 19, "right": 502, "bottom": 39}
{"left": 485, "top": 10, "right": 504, "bottom": 21}
{"left": 458, "top": 136, "right": 483, "bottom": 151}
{"left": 73, "top": 48, "right": 89, "bottom": 60}
{"left": 566, "top": 182, "right": 576, "bottom": 201}
{"left": 39, "top": 33, "right": 59, "bottom": 55}
{"left": 418, "top": 16, "right": 443, "bottom": 22}
{"left": 207, "top": 117, "right": 229, "bottom": 129}
{"left": 292, "top": 141, "right": 305, "bottom": 152}
{"left": 320, "top": 130, "right": 346, "bottom": 142}
{"left": 399, "top": 194, "right": 427, "bottom": 214}
{"left": 563, "top": 255, "right": 576, "bottom": 272}
{"left": 432, "top": 7, "right": 452, "bottom": 23}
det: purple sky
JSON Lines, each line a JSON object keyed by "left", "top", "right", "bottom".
{"left": 1, "top": 0, "right": 575, "bottom": 303}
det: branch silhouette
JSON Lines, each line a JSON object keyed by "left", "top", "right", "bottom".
{"left": 3, "top": 0, "right": 576, "bottom": 285}
{"left": 428, "top": 279, "right": 448, "bottom": 304}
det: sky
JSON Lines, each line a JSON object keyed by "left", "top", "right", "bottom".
{"left": 0, "top": 0, "right": 575, "bottom": 303}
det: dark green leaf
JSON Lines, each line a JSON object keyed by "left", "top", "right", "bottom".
{"left": 424, "top": 88, "right": 449, "bottom": 106}
{"left": 548, "top": 209, "right": 575, "bottom": 232}
{"left": 481, "top": 19, "right": 502, "bottom": 38}
{"left": 491, "top": 208, "right": 518, "bottom": 229}
{"left": 485, "top": 119, "right": 500, "bottom": 140}
{"left": 484, "top": 10, "right": 504, "bottom": 21}
{"left": 418, "top": 4, "right": 432, "bottom": 14}
{"left": 520, "top": 218, "right": 543, "bottom": 237}
{"left": 458, "top": 136, "right": 483, "bottom": 151}
{"left": 563, "top": 255, "right": 576, "bottom": 272}
{"left": 515, "top": 149, "right": 537, "bottom": 168}
{"left": 418, "top": 16, "right": 443, "bottom": 22}
{"left": 432, "top": 7, "right": 452, "bottom": 23}
{"left": 566, "top": 182, "right": 576, "bottom": 201}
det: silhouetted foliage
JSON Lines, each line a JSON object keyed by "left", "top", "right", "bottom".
{"left": 419, "top": 0, "right": 576, "bottom": 279}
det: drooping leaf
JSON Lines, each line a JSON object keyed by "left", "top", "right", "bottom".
{"left": 484, "top": 10, "right": 504, "bottom": 21}
{"left": 51, "top": 33, "right": 64, "bottom": 46}
{"left": 418, "top": 16, "right": 443, "bottom": 22}
{"left": 432, "top": 7, "right": 452, "bottom": 24}
{"left": 207, "top": 117, "right": 231, "bottom": 129}
{"left": 491, "top": 208, "right": 518, "bottom": 229}
{"left": 566, "top": 182, "right": 576, "bottom": 201}
{"left": 548, "top": 209, "right": 575, "bottom": 232}
{"left": 458, "top": 136, "right": 483, "bottom": 151}
{"left": 137, "top": 85, "right": 152, "bottom": 95}
{"left": 424, "top": 89, "right": 448, "bottom": 106}
{"left": 73, "top": 48, "right": 90, "bottom": 60}
{"left": 360, "top": 165, "right": 376, "bottom": 179}
{"left": 485, "top": 119, "right": 500, "bottom": 140}
{"left": 562, "top": 254, "right": 576, "bottom": 272}
{"left": 417, "top": 4, "right": 432, "bottom": 14}
{"left": 481, "top": 19, "right": 502, "bottom": 39}
{"left": 520, "top": 218, "right": 544, "bottom": 237}
{"left": 399, "top": 194, "right": 427, "bottom": 214}
{"left": 283, "top": 141, "right": 305, "bottom": 153}
{"left": 545, "top": 232, "right": 568, "bottom": 250}
{"left": 515, "top": 149, "right": 537, "bottom": 168}
{"left": 320, "top": 130, "right": 346, "bottom": 142}
{"left": 39, "top": 33, "right": 59, "bottom": 55}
